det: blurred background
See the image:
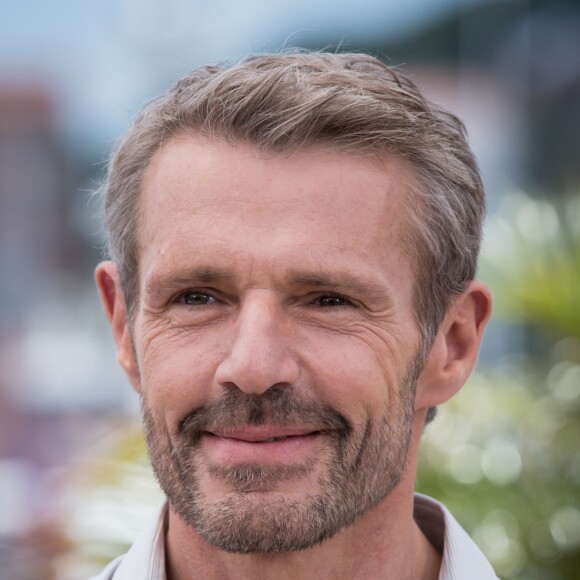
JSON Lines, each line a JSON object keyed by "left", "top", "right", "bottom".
{"left": 1, "top": 0, "right": 579, "bottom": 578}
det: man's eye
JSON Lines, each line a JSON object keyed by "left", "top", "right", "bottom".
{"left": 179, "top": 292, "right": 214, "bottom": 306}
{"left": 314, "top": 295, "right": 352, "bottom": 307}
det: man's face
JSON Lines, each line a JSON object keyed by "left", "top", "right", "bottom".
{"left": 129, "top": 135, "right": 427, "bottom": 553}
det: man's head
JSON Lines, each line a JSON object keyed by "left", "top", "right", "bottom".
{"left": 96, "top": 52, "right": 491, "bottom": 555}
{"left": 102, "top": 51, "right": 485, "bottom": 351}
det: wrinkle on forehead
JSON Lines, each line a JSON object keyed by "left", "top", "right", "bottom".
{"left": 140, "top": 134, "right": 417, "bottom": 215}
{"left": 136, "top": 135, "right": 420, "bottom": 297}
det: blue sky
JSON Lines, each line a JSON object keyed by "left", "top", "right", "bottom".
{"left": 0, "top": 0, "right": 492, "bottom": 151}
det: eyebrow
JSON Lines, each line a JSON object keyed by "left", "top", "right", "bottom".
{"left": 284, "top": 270, "right": 393, "bottom": 303}
{"left": 145, "top": 266, "right": 236, "bottom": 299}
{"left": 144, "top": 265, "right": 394, "bottom": 304}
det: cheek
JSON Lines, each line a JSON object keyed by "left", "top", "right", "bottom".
{"left": 299, "top": 328, "right": 404, "bottom": 422}
{"left": 137, "top": 326, "right": 225, "bottom": 427}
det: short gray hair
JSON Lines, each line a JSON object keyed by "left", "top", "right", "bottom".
{"left": 102, "top": 51, "right": 484, "bottom": 369}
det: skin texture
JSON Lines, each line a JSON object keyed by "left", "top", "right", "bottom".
{"left": 96, "top": 135, "right": 492, "bottom": 580}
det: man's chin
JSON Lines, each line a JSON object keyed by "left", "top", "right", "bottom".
{"left": 180, "top": 489, "right": 343, "bottom": 554}
{"left": 202, "top": 459, "right": 318, "bottom": 494}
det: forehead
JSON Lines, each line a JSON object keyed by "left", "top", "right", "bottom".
{"left": 137, "top": 135, "right": 418, "bottom": 288}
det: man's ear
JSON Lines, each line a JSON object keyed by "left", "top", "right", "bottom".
{"left": 415, "top": 280, "right": 492, "bottom": 410}
{"left": 95, "top": 261, "right": 141, "bottom": 393}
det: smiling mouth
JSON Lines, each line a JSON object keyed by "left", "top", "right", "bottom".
{"left": 206, "top": 428, "right": 322, "bottom": 443}
{"left": 201, "top": 427, "right": 324, "bottom": 464}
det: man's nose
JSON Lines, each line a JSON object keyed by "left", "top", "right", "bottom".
{"left": 214, "top": 297, "right": 300, "bottom": 395}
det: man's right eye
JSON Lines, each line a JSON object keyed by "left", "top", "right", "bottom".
{"left": 179, "top": 291, "right": 215, "bottom": 306}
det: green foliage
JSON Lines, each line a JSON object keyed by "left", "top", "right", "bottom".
{"left": 417, "top": 367, "right": 580, "bottom": 579}
{"left": 418, "top": 191, "right": 580, "bottom": 579}
{"left": 481, "top": 191, "right": 580, "bottom": 340}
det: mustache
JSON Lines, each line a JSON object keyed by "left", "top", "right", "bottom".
{"left": 176, "top": 385, "right": 351, "bottom": 440}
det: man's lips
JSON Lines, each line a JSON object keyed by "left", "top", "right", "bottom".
{"left": 206, "top": 427, "right": 321, "bottom": 442}
{"left": 201, "top": 426, "right": 324, "bottom": 464}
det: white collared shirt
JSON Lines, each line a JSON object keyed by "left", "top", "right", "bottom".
{"left": 90, "top": 494, "right": 498, "bottom": 580}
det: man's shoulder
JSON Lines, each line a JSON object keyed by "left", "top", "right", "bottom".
{"left": 88, "top": 502, "right": 168, "bottom": 580}
{"left": 414, "top": 493, "right": 499, "bottom": 580}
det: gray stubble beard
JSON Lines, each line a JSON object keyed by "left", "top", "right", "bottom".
{"left": 142, "top": 358, "right": 420, "bottom": 554}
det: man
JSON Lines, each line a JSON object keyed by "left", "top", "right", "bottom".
{"left": 93, "top": 52, "right": 496, "bottom": 579}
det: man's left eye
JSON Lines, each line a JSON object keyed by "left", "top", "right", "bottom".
{"left": 314, "top": 295, "right": 352, "bottom": 307}
{"left": 179, "top": 292, "right": 214, "bottom": 306}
